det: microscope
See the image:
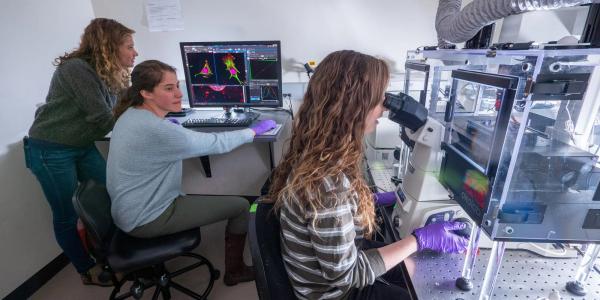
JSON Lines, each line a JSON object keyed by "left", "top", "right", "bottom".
{"left": 383, "top": 92, "right": 578, "bottom": 258}
{"left": 383, "top": 92, "right": 470, "bottom": 238}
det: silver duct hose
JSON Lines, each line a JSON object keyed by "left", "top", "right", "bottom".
{"left": 436, "top": 0, "right": 594, "bottom": 45}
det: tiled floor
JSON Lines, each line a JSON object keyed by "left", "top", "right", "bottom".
{"left": 32, "top": 220, "right": 259, "bottom": 300}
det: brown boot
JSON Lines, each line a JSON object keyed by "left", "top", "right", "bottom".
{"left": 223, "top": 232, "right": 255, "bottom": 286}
{"left": 80, "top": 264, "right": 113, "bottom": 287}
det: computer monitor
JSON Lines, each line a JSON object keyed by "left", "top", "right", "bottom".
{"left": 180, "top": 41, "right": 283, "bottom": 108}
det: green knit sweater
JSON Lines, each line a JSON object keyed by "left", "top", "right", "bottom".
{"left": 28, "top": 58, "right": 117, "bottom": 147}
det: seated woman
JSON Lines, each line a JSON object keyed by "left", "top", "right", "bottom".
{"left": 267, "top": 50, "right": 468, "bottom": 300}
{"left": 107, "top": 60, "right": 275, "bottom": 286}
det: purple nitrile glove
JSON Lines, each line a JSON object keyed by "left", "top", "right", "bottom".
{"left": 373, "top": 191, "right": 397, "bottom": 206}
{"left": 413, "top": 221, "right": 469, "bottom": 253}
{"left": 250, "top": 119, "right": 276, "bottom": 135}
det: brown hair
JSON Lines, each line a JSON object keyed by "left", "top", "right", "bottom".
{"left": 55, "top": 18, "right": 134, "bottom": 92}
{"left": 268, "top": 50, "right": 389, "bottom": 236}
{"left": 113, "top": 60, "right": 177, "bottom": 119}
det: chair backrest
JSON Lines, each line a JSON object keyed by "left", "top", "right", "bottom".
{"left": 72, "top": 180, "right": 115, "bottom": 256}
{"left": 249, "top": 201, "right": 296, "bottom": 300}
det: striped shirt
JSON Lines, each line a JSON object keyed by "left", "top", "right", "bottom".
{"left": 279, "top": 174, "right": 386, "bottom": 300}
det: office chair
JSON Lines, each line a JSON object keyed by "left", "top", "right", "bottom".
{"left": 248, "top": 200, "right": 296, "bottom": 300}
{"left": 72, "top": 180, "right": 219, "bottom": 300}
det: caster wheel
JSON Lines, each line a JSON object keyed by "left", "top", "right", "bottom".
{"left": 131, "top": 282, "right": 144, "bottom": 299}
{"left": 566, "top": 280, "right": 586, "bottom": 296}
{"left": 456, "top": 277, "right": 473, "bottom": 291}
{"left": 212, "top": 269, "right": 221, "bottom": 280}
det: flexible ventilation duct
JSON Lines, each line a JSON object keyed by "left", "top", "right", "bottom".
{"left": 436, "top": 0, "right": 594, "bottom": 45}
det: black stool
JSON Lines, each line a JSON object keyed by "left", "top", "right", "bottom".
{"left": 73, "top": 180, "right": 219, "bottom": 300}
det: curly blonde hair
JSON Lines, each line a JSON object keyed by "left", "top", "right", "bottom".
{"left": 268, "top": 50, "right": 389, "bottom": 236}
{"left": 55, "top": 18, "right": 134, "bottom": 92}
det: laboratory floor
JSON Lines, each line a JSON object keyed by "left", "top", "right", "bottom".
{"left": 31, "top": 220, "right": 258, "bottom": 300}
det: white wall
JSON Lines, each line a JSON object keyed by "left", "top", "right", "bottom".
{"left": 0, "top": 0, "right": 442, "bottom": 296}
{"left": 90, "top": 0, "right": 441, "bottom": 83}
{"left": 0, "top": 0, "right": 95, "bottom": 297}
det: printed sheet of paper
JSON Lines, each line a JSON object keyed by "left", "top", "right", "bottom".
{"left": 145, "top": 0, "right": 184, "bottom": 32}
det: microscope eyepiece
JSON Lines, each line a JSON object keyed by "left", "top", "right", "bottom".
{"left": 384, "top": 92, "right": 428, "bottom": 131}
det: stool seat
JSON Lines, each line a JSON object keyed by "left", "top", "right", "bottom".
{"left": 73, "top": 180, "right": 218, "bottom": 299}
{"left": 108, "top": 228, "right": 201, "bottom": 273}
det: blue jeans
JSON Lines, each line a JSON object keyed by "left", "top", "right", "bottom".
{"left": 24, "top": 137, "right": 106, "bottom": 273}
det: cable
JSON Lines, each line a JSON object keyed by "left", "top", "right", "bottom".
{"left": 287, "top": 94, "right": 294, "bottom": 120}
{"left": 564, "top": 100, "right": 577, "bottom": 144}
{"left": 526, "top": 242, "right": 568, "bottom": 257}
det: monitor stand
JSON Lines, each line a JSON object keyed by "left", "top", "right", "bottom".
{"left": 222, "top": 106, "right": 260, "bottom": 121}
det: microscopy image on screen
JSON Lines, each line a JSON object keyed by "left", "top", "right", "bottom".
{"left": 180, "top": 41, "right": 282, "bottom": 107}
{"left": 247, "top": 86, "right": 261, "bottom": 102}
{"left": 250, "top": 59, "right": 278, "bottom": 80}
{"left": 186, "top": 53, "right": 217, "bottom": 85}
{"left": 439, "top": 149, "right": 489, "bottom": 224}
{"left": 261, "top": 86, "right": 279, "bottom": 101}
{"left": 463, "top": 170, "right": 488, "bottom": 209}
{"left": 191, "top": 85, "right": 245, "bottom": 105}
{"left": 214, "top": 53, "right": 247, "bottom": 85}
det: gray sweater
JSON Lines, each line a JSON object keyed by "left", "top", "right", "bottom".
{"left": 28, "top": 58, "right": 116, "bottom": 147}
{"left": 107, "top": 108, "right": 254, "bottom": 232}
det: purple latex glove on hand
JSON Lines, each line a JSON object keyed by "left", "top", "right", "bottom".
{"left": 413, "top": 221, "right": 469, "bottom": 253}
{"left": 250, "top": 119, "right": 276, "bottom": 135}
{"left": 373, "top": 191, "right": 397, "bottom": 206}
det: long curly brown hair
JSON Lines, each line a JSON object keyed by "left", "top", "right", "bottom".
{"left": 55, "top": 18, "right": 134, "bottom": 92}
{"left": 268, "top": 50, "right": 389, "bottom": 236}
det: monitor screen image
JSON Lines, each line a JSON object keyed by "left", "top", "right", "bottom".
{"left": 439, "top": 145, "right": 490, "bottom": 224}
{"left": 180, "top": 41, "right": 282, "bottom": 107}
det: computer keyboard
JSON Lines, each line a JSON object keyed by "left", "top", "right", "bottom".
{"left": 182, "top": 117, "right": 253, "bottom": 128}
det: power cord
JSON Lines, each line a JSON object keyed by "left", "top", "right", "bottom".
{"left": 526, "top": 242, "right": 568, "bottom": 257}
{"left": 285, "top": 93, "right": 294, "bottom": 120}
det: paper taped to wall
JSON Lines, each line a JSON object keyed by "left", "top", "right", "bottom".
{"left": 145, "top": 0, "right": 184, "bottom": 32}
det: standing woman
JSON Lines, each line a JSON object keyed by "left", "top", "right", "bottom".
{"left": 108, "top": 60, "right": 276, "bottom": 286}
{"left": 268, "top": 50, "right": 467, "bottom": 300}
{"left": 24, "top": 18, "right": 137, "bottom": 286}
